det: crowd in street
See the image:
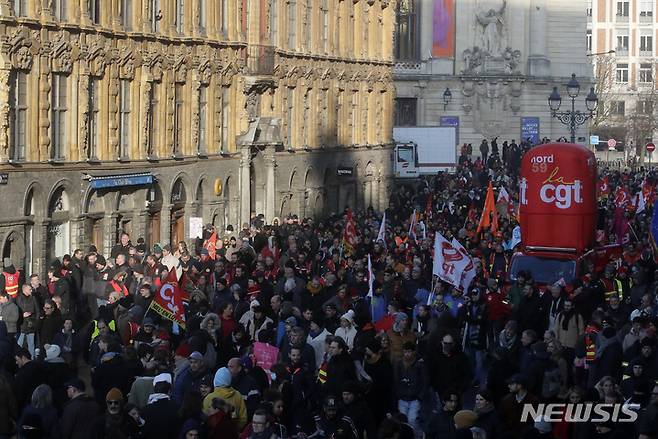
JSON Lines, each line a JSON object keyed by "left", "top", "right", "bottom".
{"left": 0, "top": 138, "right": 657, "bottom": 439}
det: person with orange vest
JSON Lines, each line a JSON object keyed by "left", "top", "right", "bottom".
{"left": 1, "top": 258, "right": 21, "bottom": 299}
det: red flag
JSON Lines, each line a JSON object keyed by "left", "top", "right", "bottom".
{"left": 597, "top": 176, "right": 609, "bottom": 200}
{"left": 203, "top": 231, "right": 217, "bottom": 260}
{"left": 149, "top": 269, "right": 186, "bottom": 328}
{"left": 614, "top": 186, "right": 630, "bottom": 208}
{"left": 477, "top": 182, "right": 498, "bottom": 234}
{"left": 425, "top": 193, "right": 433, "bottom": 220}
{"left": 343, "top": 209, "right": 358, "bottom": 255}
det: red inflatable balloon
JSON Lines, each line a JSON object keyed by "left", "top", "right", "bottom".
{"left": 520, "top": 143, "right": 597, "bottom": 254}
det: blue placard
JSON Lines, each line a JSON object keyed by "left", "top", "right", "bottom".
{"left": 521, "top": 117, "right": 540, "bottom": 145}
{"left": 90, "top": 174, "right": 153, "bottom": 189}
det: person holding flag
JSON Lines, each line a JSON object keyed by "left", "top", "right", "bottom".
{"left": 477, "top": 182, "right": 499, "bottom": 235}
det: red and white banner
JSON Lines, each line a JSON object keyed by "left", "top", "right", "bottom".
{"left": 451, "top": 238, "right": 476, "bottom": 292}
{"left": 203, "top": 231, "right": 217, "bottom": 260}
{"left": 432, "top": 233, "right": 470, "bottom": 287}
{"left": 148, "top": 268, "right": 186, "bottom": 329}
{"left": 342, "top": 209, "right": 358, "bottom": 255}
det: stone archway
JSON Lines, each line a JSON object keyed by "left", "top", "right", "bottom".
{"left": 47, "top": 185, "right": 71, "bottom": 262}
{"left": 2, "top": 231, "right": 26, "bottom": 271}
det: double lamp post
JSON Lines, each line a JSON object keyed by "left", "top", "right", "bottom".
{"left": 548, "top": 73, "right": 598, "bottom": 144}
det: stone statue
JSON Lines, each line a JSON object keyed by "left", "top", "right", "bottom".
{"left": 476, "top": 0, "right": 507, "bottom": 56}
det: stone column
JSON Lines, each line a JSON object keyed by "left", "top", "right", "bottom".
{"left": 0, "top": 0, "right": 10, "bottom": 16}
{"left": 38, "top": 56, "right": 51, "bottom": 161}
{"left": 80, "top": 0, "right": 91, "bottom": 25}
{"left": 264, "top": 144, "right": 276, "bottom": 223}
{"left": 529, "top": 0, "right": 550, "bottom": 77}
{"left": 35, "top": 220, "right": 49, "bottom": 277}
{"left": 239, "top": 145, "right": 251, "bottom": 227}
{"left": 297, "top": 189, "right": 306, "bottom": 219}
{"left": 0, "top": 68, "right": 10, "bottom": 163}
{"left": 104, "top": 213, "right": 119, "bottom": 256}
{"left": 135, "top": 211, "right": 149, "bottom": 244}
{"left": 160, "top": 204, "right": 172, "bottom": 247}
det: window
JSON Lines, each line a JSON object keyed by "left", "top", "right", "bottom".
{"left": 287, "top": 88, "right": 295, "bottom": 147}
{"left": 52, "top": 0, "right": 66, "bottom": 20}
{"left": 270, "top": 0, "right": 278, "bottom": 45}
{"left": 640, "top": 0, "right": 653, "bottom": 21}
{"left": 51, "top": 74, "right": 67, "bottom": 160}
{"left": 150, "top": 0, "right": 161, "bottom": 32}
{"left": 587, "top": 30, "right": 592, "bottom": 52}
{"left": 288, "top": 1, "right": 297, "bottom": 50}
{"left": 88, "top": 0, "right": 100, "bottom": 24}
{"left": 220, "top": 0, "right": 228, "bottom": 35}
{"left": 611, "top": 101, "right": 625, "bottom": 116}
{"left": 220, "top": 87, "right": 230, "bottom": 152}
{"left": 321, "top": 0, "right": 329, "bottom": 53}
{"left": 616, "top": 63, "right": 629, "bottom": 82}
{"left": 175, "top": 0, "right": 184, "bottom": 33}
{"left": 617, "top": 1, "right": 629, "bottom": 17}
{"left": 148, "top": 82, "right": 159, "bottom": 156}
{"left": 616, "top": 29, "right": 629, "bottom": 54}
{"left": 198, "top": 85, "right": 207, "bottom": 154}
{"left": 198, "top": 0, "right": 206, "bottom": 30}
{"left": 9, "top": 72, "right": 27, "bottom": 161}
{"left": 119, "top": 80, "right": 131, "bottom": 159}
{"left": 639, "top": 100, "right": 654, "bottom": 115}
{"left": 394, "top": 98, "right": 417, "bottom": 126}
{"left": 121, "top": 0, "right": 132, "bottom": 30}
{"left": 88, "top": 78, "right": 100, "bottom": 159}
{"left": 586, "top": 0, "right": 592, "bottom": 17}
{"left": 13, "top": 0, "right": 27, "bottom": 16}
{"left": 395, "top": 0, "right": 418, "bottom": 60}
{"left": 640, "top": 33, "right": 653, "bottom": 54}
{"left": 174, "top": 83, "right": 184, "bottom": 155}
{"left": 640, "top": 63, "right": 653, "bottom": 83}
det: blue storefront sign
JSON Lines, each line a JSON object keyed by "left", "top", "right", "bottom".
{"left": 521, "top": 117, "right": 540, "bottom": 145}
{"left": 440, "top": 116, "right": 460, "bottom": 143}
{"left": 90, "top": 173, "right": 154, "bottom": 190}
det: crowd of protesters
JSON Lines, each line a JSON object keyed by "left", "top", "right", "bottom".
{"left": 0, "top": 138, "right": 657, "bottom": 439}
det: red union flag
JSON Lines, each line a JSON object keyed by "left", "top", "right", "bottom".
{"left": 597, "top": 176, "right": 609, "bottom": 200}
{"left": 342, "top": 209, "right": 358, "bottom": 255}
{"left": 149, "top": 268, "right": 186, "bottom": 328}
{"left": 203, "top": 231, "right": 217, "bottom": 260}
{"left": 614, "top": 186, "right": 630, "bottom": 208}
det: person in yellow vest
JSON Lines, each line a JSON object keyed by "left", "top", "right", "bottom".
{"left": 1, "top": 258, "right": 21, "bottom": 299}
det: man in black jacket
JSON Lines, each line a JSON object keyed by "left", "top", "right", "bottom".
{"left": 426, "top": 333, "right": 472, "bottom": 398}
{"left": 228, "top": 356, "right": 261, "bottom": 419}
{"left": 141, "top": 374, "right": 181, "bottom": 439}
{"left": 61, "top": 378, "right": 101, "bottom": 439}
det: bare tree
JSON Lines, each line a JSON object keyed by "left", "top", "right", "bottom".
{"left": 590, "top": 55, "right": 617, "bottom": 130}
{"left": 625, "top": 86, "right": 658, "bottom": 162}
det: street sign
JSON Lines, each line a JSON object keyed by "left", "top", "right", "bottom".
{"left": 608, "top": 138, "right": 617, "bottom": 148}
{"left": 647, "top": 142, "right": 655, "bottom": 153}
{"left": 590, "top": 135, "right": 599, "bottom": 145}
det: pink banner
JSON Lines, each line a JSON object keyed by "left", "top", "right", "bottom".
{"left": 253, "top": 342, "right": 279, "bottom": 371}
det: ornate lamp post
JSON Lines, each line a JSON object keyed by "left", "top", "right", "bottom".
{"left": 547, "top": 74, "right": 598, "bottom": 143}
{"left": 443, "top": 87, "right": 452, "bottom": 110}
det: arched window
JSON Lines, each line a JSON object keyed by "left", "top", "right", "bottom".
{"left": 395, "top": 0, "right": 418, "bottom": 61}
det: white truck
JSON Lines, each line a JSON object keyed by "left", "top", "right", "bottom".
{"left": 392, "top": 126, "right": 458, "bottom": 178}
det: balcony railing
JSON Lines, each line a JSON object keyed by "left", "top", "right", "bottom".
{"left": 245, "top": 44, "right": 275, "bottom": 76}
{"left": 615, "top": 13, "right": 630, "bottom": 22}
{"left": 640, "top": 49, "right": 653, "bottom": 57}
{"left": 615, "top": 47, "right": 629, "bottom": 56}
{"left": 639, "top": 13, "right": 653, "bottom": 23}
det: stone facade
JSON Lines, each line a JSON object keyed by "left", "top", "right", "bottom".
{"left": 0, "top": 0, "right": 396, "bottom": 275}
{"left": 394, "top": 0, "right": 593, "bottom": 148}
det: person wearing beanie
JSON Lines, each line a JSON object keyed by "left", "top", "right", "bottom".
{"left": 340, "top": 380, "right": 377, "bottom": 439}
{"left": 91, "top": 387, "right": 140, "bottom": 438}
{"left": 334, "top": 309, "right": 358, "bottom": 351}
{"left": 202, "top": 367, "right": 248, "bottom": 429}
{"left": 386, "top": 312, "right": 417, "bottom": 364}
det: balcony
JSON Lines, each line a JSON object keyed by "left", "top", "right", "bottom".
{"left": 640, "top": 49, "right": 653, "bottom": 57}
{"left": 245, "top": 44, "right": 275, "bottom": 76}
{"left": 639, "top": 13, "right": 653, "bottom": 24}
{"left": 615, "top": 47, "right": 629, "bottom": 57}
{"left": 615, "top": 13, "right": 630, "bottom": 22}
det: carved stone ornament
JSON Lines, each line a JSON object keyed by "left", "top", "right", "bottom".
{"left": 461, "top": 78, "right": 523, "bottom": 138}
{"left": 119, "top": 53, "right": 136, "bottom": 80}
{"left": 175, "top": 62, "right": 187, "bottom": 83}
{"left": 199, "top": 63, "right": 212, "bottom": 85}
{"left": 7, "top": 28, "right": 39, "bottom": 71}
{"left": 51, "top": 38, "right": 74, "bottom": 74}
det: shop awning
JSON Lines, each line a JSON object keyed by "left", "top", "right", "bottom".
{"left": 89, "top": 172, "right": 154, "bottom": 190}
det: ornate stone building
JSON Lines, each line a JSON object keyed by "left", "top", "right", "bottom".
{"left": 394, "top": 0, "right": 593, "bottom": 147}
{"left": 0, "top": 0, "right": 395, "bottom": 275}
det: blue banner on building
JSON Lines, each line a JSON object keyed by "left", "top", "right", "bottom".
{"left": 521, "top": 117, "right": 540, "bottom": 145}
{"left": 90, "top": 173, "right": 153, "bottom": 190}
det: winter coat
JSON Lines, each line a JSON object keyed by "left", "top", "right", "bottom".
{"left": 555, "top": 311, "right": 585, "bottom": 349}
{"left": 0, "top": 381, "right": 17, "bottom": 435}
{"left": 18, "top": 404, "right": 59, "bottom": 438}
{"left": 386, "top": 329, "right": 417, "bottom": 364}
{"left": 307, "top": 328, "right": 332, "bottom": 368}
{"left": 0, "top": 300, "right": 19, "bottom": 334}
{"left": 394, "top": 356, "right": 427, "bottom": 401}
{"left": 334, "top": 325, "right": 358, "bottom": 351}
{"left": 426, "top": 348, "right": 472, "bottom": 395}
{"left": 38, "top": 310, "right": 64, "bottom": 348}
{"left": 12, "top": 360, "right": 45, "bottom": 409}
{"left": 203, "top": 386, "right": 248, "bottom": 430}
{"left": 16, "top": 293, "right": 39, "bottom": 334}
{"left": 141, "top": 396, "right": 181, "bottom": 439}
{"left": 60, "top": 394, "right": 101, "bottom": 439}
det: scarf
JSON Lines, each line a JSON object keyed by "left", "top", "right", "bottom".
{"left": 147, "top": 393, "right": 170, "bottom": 404}
{"left": 560, "top": 309, "right": 576, "bottom": 331}
{"left": 499, "top": 330, "right": 517, "bottom": 349}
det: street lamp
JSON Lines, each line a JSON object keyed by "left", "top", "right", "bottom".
{"left": 443, "top": 87, "right": 452, "bottom": 110}
{"left": 547, "top": 73, "right": 598, "bottom": 143}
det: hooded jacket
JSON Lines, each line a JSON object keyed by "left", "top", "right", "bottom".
{"left": 203, "top": 368, "right": 248, "bottom": 429}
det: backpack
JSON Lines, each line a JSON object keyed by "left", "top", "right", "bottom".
{"left": 541, "top": 366, "right": 562, "bottom": 399}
